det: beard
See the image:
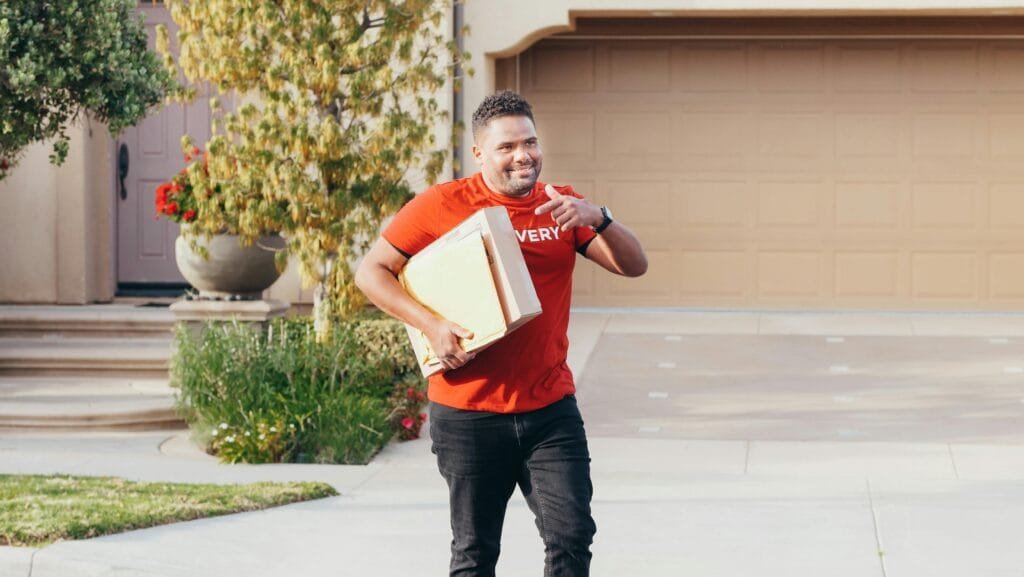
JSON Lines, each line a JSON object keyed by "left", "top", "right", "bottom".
{"left": 504, "top": 163, "right": 540, "bottom": 196}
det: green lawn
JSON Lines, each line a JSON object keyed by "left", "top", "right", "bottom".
{"left": 0, "top": 474, "right": 338, "bottom": 547}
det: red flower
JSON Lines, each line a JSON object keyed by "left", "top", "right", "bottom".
{"left": 401, "top": 417, "right": 415, "bottom": 429}
{"left": 419, "top": 413, "right": 427, "bottom": 422}
{"left": 183, "top": 210, "right": 197, "bottom": 222}
{"left": 163, "top": 202, "right": 179, "bottom": 215}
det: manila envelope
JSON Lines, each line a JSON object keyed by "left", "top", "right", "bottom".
{"left": 399, "top": 206, "right": 542, "bottom": 376}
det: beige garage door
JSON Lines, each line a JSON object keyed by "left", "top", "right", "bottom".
{"left": 510, "top": 36, "right": 1024, "bottom": 310}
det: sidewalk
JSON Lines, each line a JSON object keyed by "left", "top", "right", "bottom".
{"left": 2, "top": 310, "right": 1024, "bottom": 576}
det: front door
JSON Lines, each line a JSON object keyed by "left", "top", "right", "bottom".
{"left": 117, "top": 3, "right": 210, "bottom": 286}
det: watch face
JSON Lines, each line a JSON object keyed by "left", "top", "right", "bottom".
{"left": 602, "top": 206, "right": 612, "bottom": 220}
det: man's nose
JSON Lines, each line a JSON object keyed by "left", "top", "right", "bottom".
{"left": 513, "top": 145, "right": 532, "bottom": 163}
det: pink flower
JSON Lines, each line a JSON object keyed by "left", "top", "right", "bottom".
{"left": 419, "top": 413, "right": 427, "bottom": 422}
{"left": 401, "top": 417, "right": 415, "bottom": 429}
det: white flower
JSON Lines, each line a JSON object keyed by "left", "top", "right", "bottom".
{"left": 219, "top": 423, "right": 229, "bottom": 430}
{"left": 211, "top": 429, "right": 219, "bottom": 436}
{"left": 288, "top": 424, "right": 295, "bottom": 429}
{"left": 269, "top": 426, "right": 277, "bottom": 433}
{"left": 225, "top": 435, "right": 236, "bottom": 443}
{"left": 259, "top": 434, "right": 266, "bottom": 440}
{"left": 245, "top": 431, "right": 251, "bottom": 437}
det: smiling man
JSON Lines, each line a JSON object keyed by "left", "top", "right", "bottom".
{"left": 355, "top": 91, "right": 647, "bottom": 577}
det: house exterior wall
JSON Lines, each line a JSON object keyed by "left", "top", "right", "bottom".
{"left": 0, "top": 123, "right": 114, "bottom": 304}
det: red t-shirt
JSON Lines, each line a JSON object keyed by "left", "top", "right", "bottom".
{"left": 383, "top": 172, "right": 596, "bottom": 413}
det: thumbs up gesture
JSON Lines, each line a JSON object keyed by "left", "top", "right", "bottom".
{"left": 534, "top": 184, "right": 603, "bottom": 232}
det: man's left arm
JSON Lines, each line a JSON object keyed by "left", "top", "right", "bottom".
{"left": 535, "top": 184, "right": 648, "bottom": 277}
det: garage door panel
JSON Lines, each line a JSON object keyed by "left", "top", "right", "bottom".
{"left": 672, "top": 43, "right": 749, "bottom": 93}
{"left": 607, "top": 249, "right": 675, "bottom": 299}
{"left": 757, "top": 251, "right": 824, "bottom": 298}
{"left": 910, "top": 44, "right": 979, "bottom": 93}
{"left": 757, "top": 113, "right": 830, "bottom": 167}
{"left": 835, "top": 44, "right": 902, "bottom": 93}
{"left": 988, "top": 182, "right": 1024, "bottom": 228}
{"left": 675, "top": 112, "right": 751, "bottom": 164}
{"left": 988, "top": 113, "right": 1024, "bottom": 157}
{"left": 757, "top": 181, "right": 823, "bottom": 228}
{"left": 991, "top": 45, "right": 1024, "bottom": 92}
{"left": 608, "top": 45, "right": 671, "bottom": 92}
{"left": 600, "top": 112, "right": 672, "bottom": 167}
{"left": 911, "top": 182, "right": 978, "bottom": 230}
{"left": 911, "top": 252, "right": 978, "bottom": 300}
{"left": 911, "top": 113, "right": 978, "bottom": 157}
{"left": 834, "top": 181, "right": 901, "bottom": 229}
{"left": 835, "top": 251, "right": 901, "bottom": 298}
{"left": 835, "top": 112, "right": 901, "bottom": 158}
{"left": 535, "top": 112, "right": 595, "bottom": 162}
{"left": 758, "top": 43, "right": 827, "bottom": 93}
{"left": 988, "top": 253, "right": 1024, "bottom": 300}
{"left": 679, "top": 251, "right": 750, "bottom": 298}
{"left": 605, "top": 180, "right": 672, "bottom": 228}
{"left": 522, "top": 43, "right": 595, "bottom": 92}
{"left": 678, "top": 180, "right": 752, "bottom": 230}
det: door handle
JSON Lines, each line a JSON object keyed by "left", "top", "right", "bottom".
{"left": 118, "top": 143, "right": 130, "bottom": 200}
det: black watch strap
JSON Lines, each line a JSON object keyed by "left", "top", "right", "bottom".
{"left": 593, "top": 206, "right": 613, "bottom": 234}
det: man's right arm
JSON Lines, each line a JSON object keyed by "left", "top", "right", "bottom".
{"left": 354, "top": 237, "right": 476, "bottom": 371}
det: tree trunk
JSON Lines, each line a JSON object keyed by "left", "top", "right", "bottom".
{"left": 312, "top": 253, "right": 337, "bottom": 342}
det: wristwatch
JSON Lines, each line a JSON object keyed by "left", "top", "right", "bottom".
{"left": 592, "top": 206, "right": 613, "bottom": 234}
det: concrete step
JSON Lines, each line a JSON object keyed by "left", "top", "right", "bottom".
{"left": 0, "top": 336, "right": 171, "bottom": 378}
{"left": 0, "top": 376, "right": 184, "bottom": 431}
{"left": 0, "top": 304, "right": 176, "bottom": 338}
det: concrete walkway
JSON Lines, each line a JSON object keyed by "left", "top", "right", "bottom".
{"left": 3, "top": 310, "right": 1024, "bottom": 576}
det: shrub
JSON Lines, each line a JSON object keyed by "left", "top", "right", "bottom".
{"left": 170, "top": 315, "right": 425, "bottom": 465}
{"left": 0, "top": 0, "right": 174, "bottom": 180}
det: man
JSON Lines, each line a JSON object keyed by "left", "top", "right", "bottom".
{"left": 354, "top": 91, "right": 647, "bottom": 577}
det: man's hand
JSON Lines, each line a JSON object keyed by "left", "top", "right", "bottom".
{"left": 534, "top": 184, "right": 602, "bottom": 231}
{"left": 426, "top": 319, "right": 477, "bottom": 371}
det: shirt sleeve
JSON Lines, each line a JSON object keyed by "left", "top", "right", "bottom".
{"left": 382, "top": 189, "right": 441, "bottom": 258}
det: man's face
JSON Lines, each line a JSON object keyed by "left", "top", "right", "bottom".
{"left": 472, "top": 115, "right": 543, "bottom": 197}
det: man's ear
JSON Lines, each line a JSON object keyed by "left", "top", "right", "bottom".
{"left": 471, "top": 143, "right": 483, "bottom": 166}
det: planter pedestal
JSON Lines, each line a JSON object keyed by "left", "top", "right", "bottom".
{"left": 172, "top": 232, "right": 290, "bottom": 331}
{"left": 170, "top": 299, "right": 290, "bottom": 337}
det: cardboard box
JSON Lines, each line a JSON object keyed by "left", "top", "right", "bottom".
{"left": 399, "top": 206, "right": 542, "bottom": 376}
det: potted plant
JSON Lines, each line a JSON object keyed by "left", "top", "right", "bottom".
{"left": 154, "top": 147, "right": 285, "bottom": 300}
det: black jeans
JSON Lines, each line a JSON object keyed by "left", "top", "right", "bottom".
{"left": 430, "top": 395, "right": 597, "bottom": 577}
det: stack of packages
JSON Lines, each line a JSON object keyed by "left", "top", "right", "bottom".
{"left": 399, "top": 207, "right": 542, "bottom": 376}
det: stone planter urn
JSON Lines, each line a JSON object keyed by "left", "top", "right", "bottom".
{"left": 175, "top": 232, "right": 286, "bottom": 300}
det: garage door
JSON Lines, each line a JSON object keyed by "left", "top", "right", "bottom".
{"left": 511, "top": 36, "right": 1024, "bottom": 310}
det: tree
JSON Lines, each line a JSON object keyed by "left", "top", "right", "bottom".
{"left": 0, "top": 0, "right": 174, "bottom": 181}
{"left": 159, "top": 0, "right": 469, "bottom": 338}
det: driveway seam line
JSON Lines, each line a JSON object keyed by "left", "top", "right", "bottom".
{"left": 866, "top": 478, "right": 888, "bottom": 577}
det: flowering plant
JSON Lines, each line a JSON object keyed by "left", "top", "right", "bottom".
{"left": 390, "top": 383, "right": 428, "bottom": 441}
{"left": 154, "top": 147, "right": 204, "bottom": 224}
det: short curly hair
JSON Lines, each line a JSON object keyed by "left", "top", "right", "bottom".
{"left": 472, "top": 90, "right": 535, "bottom": 137}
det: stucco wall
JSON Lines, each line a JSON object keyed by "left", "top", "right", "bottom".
{"left": 0, "top": 123, "right": 114, "bottom": 304}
